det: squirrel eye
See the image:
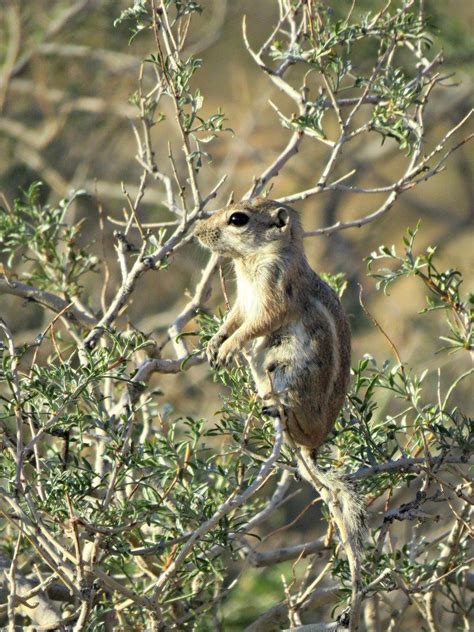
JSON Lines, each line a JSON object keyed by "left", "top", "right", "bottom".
{"left": 228, "top": 212, "right": 249, "bottom": 227}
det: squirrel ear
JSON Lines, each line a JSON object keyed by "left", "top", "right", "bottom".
{"left": 271, "top": 207, "right": 290, "bottom": 230}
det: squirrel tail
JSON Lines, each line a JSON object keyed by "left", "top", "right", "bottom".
{"left": 296, "top": 446, "right": 366, "bottom": 630}
{"left": 295, "top": 446, "right": 367, "bottom": 554}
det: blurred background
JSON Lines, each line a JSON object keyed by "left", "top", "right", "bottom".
{"left": 0, "top": 1, "right": 472, "bottom": 626}
{"left": 0, "top": 0, "right": 472, "bottom": 407}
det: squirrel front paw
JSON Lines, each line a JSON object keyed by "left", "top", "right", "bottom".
{"left": 213, "top": 338, "right": 238, "bottom": 369}
{"left": 206, "top": 331, "right": 228, "bottom": 365}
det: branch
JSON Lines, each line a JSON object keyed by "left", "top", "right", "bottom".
{"left": 0, "top": 560, "right": 68, "bottom": 627}
{"left": 0, "top": 276, "right": 97, "bottom": 327}
{"left": 242, "top": 14, "right": 302, "bottom": 106}
{"left": 0, "top": 2, "right": 21, "bottom": 113}
{"left": 10, "top": 79, "right": 136, "bottom": 118}
{"left": 82, "top": 201, "right": 206, "bottom": 349}
{"left": 245, "top": 585, "right": 341, "bottom": 632}
{"left": 247, "top": 537, "right": 327, "bottom": 568}
{"left": 152, "top": 417, "right": 285, "bottom": 596}
{"left": 301, "top": 120, "right": 473, "bottom": 237}
{"left": 113, "top": 353, "right": 206, "bottom": 415}
{"left": 282, "top": 624, "right": 339, "bottom": 632}
{"left": 35, "top": 43, "right": 139, "bottom": 72}
{"left": 244, "top": 130, "right": 304, "bottom": 199}
{"left": 351, "top": 455, "right": 470, "bottom": 481}
{"left": 11, "top": 0, "right": 98, "bottom": 78}
{"left": 164, "top": 253, "right": 219, "bottom": 357}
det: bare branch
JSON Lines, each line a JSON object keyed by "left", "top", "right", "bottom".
{"left": 0, "top": 277, "right": 97, "bottom": 327}
{"left": 245, "top": 585, "right": 341, "bottom": 632}
{"left": 245, "top": 131, "right": 304, "bottom": 199}
{"left": 11, "top": 0, "right": 98, "bottom": 78}
{"left": 247, "top": 537, "right": 327, "bottom": 568}
{"left": 164, "top": 253, "right": 219, "bottom": 356}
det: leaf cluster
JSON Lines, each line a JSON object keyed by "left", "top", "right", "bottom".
{"left": 0, "top": 183, "right": 98, "bottom": 295}
{"left": 367, "top": 223, "right": 473, "bottom": 352}
{"left": 271, "top": 2, "right": 434, "bottom": 151}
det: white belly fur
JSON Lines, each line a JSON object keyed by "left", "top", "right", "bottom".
{"left": 249, "top": 321, "right": 310, "bottom": 400}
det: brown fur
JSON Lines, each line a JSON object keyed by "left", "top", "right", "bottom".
{"left": 195, "top": 199, "right": 365, "bottom": 629}
{"left": 194, "top": 197, "right": 351, "bottom": 450}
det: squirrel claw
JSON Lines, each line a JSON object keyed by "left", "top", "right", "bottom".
{"left": 207, "top": 332, "right": 227, "bottom": 366}
{"left": 214, "top": 340, "right": 237, "bottom": 369}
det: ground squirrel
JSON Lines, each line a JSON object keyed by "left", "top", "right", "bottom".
{"left": 195, "top": 197, "right": 365, "bottom": 628}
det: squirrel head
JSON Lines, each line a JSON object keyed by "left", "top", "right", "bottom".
{"left": 194, "top": 197, "right": 303, "bottom": 258}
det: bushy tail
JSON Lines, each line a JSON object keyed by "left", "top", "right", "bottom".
{"left": 296, "top": 446, "right": 366, "bottom": 551}
{"left": 295, "top": 446, "right": 366, "bottom": 632}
